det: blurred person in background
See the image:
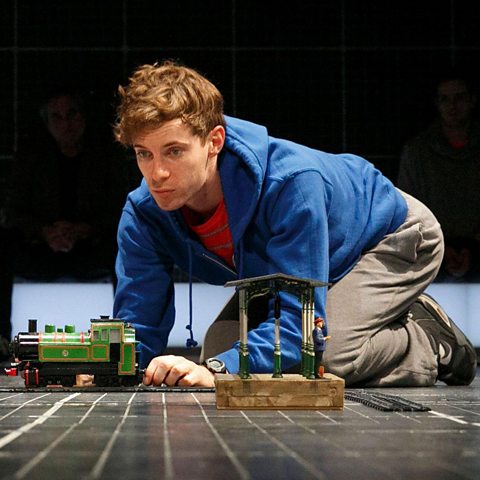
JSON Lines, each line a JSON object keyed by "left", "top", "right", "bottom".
{"left": 5, "top": 86, "right": 136, "bottom": 284}
{"left": 398, "top": 68, "right": 480, "bottom": 282}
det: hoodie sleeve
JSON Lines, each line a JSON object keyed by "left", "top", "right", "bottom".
{"left": 218, "top": 171, "right": 331, "bottom": 373}
{"left": 113, "top": 204, "right": 176, "bottom": 368}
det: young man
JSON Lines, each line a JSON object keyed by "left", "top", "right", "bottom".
{"left": 113, "top": 61, "right": 477, "bottom": 388}
{"left": 6, "top": 89, "right": 131, "bottom": 282}
{"left": 398, "top": 69, "right": 480, "bottom": 281}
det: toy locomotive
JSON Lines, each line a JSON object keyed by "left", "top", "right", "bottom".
{"left": 7, "top": 316, "right": 143, "bottom": 388}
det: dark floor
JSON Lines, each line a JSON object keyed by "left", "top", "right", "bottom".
{"left": 0, "top": 366, "right": 479, "bottom": 480}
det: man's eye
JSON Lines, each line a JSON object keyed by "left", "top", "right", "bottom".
{"left": 135, "top": 150, "right": 151, "bottom": 160}
{"left": 168, "top": 147, "right": 182, "bottom": 157}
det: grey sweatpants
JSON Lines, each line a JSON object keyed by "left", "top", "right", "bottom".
{"left": 201, "top": 190, "right": 444, "bottom": 387}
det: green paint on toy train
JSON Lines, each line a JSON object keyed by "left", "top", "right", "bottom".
{"left": 119, "top": 343, "right": 136, "bottom": 374}
{"left": 40, "top": 333, "right": 91, "bottom": 345}
{"left": 39, "top": 345, "right": 90, "bottom": 360}
{"left": 37, "top": 320, "right": 138, "bottom": 375}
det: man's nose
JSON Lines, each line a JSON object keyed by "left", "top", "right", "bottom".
{"left": 151, "top": 159, "right": 170, "bottom": 181}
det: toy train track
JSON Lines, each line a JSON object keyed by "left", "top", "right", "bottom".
{"left": 345, "top": 389, "right": 431, "bottom": 412}
{"left": 0, "top": 384, "right": 215, "bottom": 393}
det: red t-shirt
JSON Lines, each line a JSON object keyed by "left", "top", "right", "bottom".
{"left": 182, "top": 199, "right": 235, "bottom": 268}
{"left": 449, "top": 138, "right": 467, "bottom": 149}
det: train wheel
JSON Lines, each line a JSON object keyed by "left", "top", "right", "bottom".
{"left": 37, "top": 377, "right": 48, "bottom": 387}
{"left": 95, "top": 375, "right": 112, "bottom": 387}
{"left": 119, "top": 376, "right": 140, "bottom": 387}
{"left": 61, "top": 376, "right": 75, "bottom": 387}
{"left": 45, "top": 377, "right": 62, "bottom": 386}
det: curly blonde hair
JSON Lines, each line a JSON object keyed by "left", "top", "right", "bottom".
{"left": 114, "top": 60, "right": 225, "bottom": 145}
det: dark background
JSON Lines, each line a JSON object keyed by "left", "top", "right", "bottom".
{"left": 1, "top": 0, "right": 480, "bottom": 209}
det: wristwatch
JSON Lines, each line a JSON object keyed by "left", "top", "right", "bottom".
{"left": 203, "top": 357, "right": 227, "bottom": 374}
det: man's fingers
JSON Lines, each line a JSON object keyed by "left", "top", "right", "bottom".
{"left": 142, "top": 355, "right": 215, "bottom": 387}
{"left": 143, "top": 355, "right": 189, "bottom": 386}
{"left": 177, "top": 366, "right": 215, "bottom": 388}
{"left": 143, "top": 359, "right": 166, "bottom": 386}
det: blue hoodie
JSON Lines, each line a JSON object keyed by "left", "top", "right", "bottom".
{"left": 113, "top": 116, "right": 407, "bottom": 373}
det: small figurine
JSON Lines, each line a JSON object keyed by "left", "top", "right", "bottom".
{"left": 313, "top": 317, "right": 331, "bottom": 378}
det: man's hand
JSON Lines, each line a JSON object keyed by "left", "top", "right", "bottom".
{"left": 42, "top": 221, "right": 75, "bottom": 252}
{"left": 143, "top": 355, "right": 215, "bottom": 387}
{"left": 42, "top": 221, "right": 94, "bottom": 252}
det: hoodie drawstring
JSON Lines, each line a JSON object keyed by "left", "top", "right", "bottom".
{"left": 185, "top": 243, "right": 198, "bottom": 348}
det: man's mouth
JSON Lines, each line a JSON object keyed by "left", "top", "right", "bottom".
{"left": 152, "top": 188, "right": 174, "bottom": 198}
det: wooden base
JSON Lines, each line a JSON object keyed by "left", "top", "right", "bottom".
{"left": 214, "top": 373, "right": 344, "bottom": 410}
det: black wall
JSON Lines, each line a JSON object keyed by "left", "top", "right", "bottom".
{"left": 1, "top": 0, "right": 480, "bottom": 206}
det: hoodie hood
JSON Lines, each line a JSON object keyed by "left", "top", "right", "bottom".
{"left": 219, "top": 116, "right": 269, "bottom": 243}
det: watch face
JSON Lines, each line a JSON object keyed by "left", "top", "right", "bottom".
{"left": 205, "top": 358, "right": 226, "bottom": 373}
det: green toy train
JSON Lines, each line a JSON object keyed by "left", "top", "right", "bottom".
{"left": 9, "top": 316, "right": 143, "bottom": 388}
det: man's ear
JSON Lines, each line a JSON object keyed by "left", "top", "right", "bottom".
{"left": 208, "top": 125, "right": 226, "bottom": 156}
